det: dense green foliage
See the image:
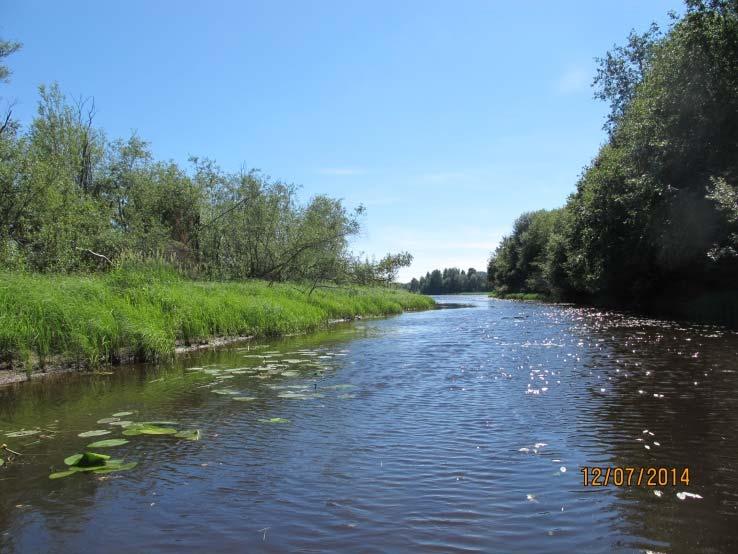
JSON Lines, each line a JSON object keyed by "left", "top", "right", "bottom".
{"left": 0, "top": 264, "right": 434, "bottom": 370}
{"left": 0, "top": 74, "right": 411, "bottom": 284}
{"left": 488, "top": 1, "right": 738, "bottom": 320}
{"left": 407, "top": 267, "right": 489, "bottom": 294}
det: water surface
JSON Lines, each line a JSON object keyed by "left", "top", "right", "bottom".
{"left": 2, "top": 295, "right": 737, "bottom": 553}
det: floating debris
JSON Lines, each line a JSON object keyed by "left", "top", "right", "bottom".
{"left": 676, "top": 491, "right": 703, "bottom": 500}
{"left": 259, "top": 418, "right": 290, "bottom": 424}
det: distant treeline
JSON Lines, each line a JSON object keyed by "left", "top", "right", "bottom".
{"left": 488, "top": 1, "right": 738, "bottom": 322}
{"left": 0, "top": 53, "right": 411, "bottom": 286}
{"left": 407, "top": 267, "right": 489, "bottom": 294}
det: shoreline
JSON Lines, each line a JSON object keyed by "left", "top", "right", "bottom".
{"left": 0, "top": 314, "right": 404, "bottom": 388}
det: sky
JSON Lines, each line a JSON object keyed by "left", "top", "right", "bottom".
{"left": 2, "top": 0, "right": 683, "bottom": 281}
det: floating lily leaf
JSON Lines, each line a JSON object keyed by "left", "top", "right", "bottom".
{"left": 233, "top": 396, "right": 257, "bottom": 401}
{"left": 78, "top": 430, "right": 111, "bottom": 438}
{"left": 5, "top": 429, "right": 39, "bottom": 438}
{"left": 280, "top": 371, "right": 299, "bottom": 377}
{"left": 49, "top": 470, "right": 76, "bottom": 480}
{"left": 259, "top": 417, "right": 290, "bottom": 424}
{"left": 75, "top": 452, "right": 111, "bottom": 467}
{"left": 86, "top": 438, "right": 129, "bottom": 448}
{"left": 112, "top": 411, "right": 135, "bottom": 417}
{"left": 92, "top": 461, "right": 138, "bottom": 474}
{"left": 140, "top": 421, "right": 178, "bottom": 426}
{"left": 175, "top": 429, "right": 201, "bottom": 441}
{"left": 122, "top": 424, "right": 178, "bottom": 436}
{"left": 97, "top": 417, "right": 120, "bottom": 424}
{"left": 51, "top": 453, "right": 135, "bottom": 479}
{"left": 64, "top": 453, "right": 84, "bottom": 466}
{"left": 109, "top": 421, "right": 134, "bottom": 427}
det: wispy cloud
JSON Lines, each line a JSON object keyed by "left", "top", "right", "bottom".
{"left": 555, "top": 66, "right": 591, "bottom": 94}
{"left": 317, "top": 167, "right": 365, "bottom": 176}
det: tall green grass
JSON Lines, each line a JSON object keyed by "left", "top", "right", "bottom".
{"left": 0, "top": 267, "right": 434, "bottom": 370}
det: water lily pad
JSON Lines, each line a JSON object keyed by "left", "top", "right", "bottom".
{"left": 175, "top": 429, "right": 201, "bottom": 441}
{"left": 259, "top": 417, "right": 290, "bottom": 424}
{"left": 78, "top": 430, "right": 111, "bottom": 438}
{"left": 86, "top": 438, "right": 129, "bottom": 448}
{"left": 233, "top": 396, "right": 257, "bottom": 401}
{"left": 112, "top": 411, "right": 135, "bottom": 417}
{"left": 64, "top": 453, "right": 84, "bottom": 466}
{"left": 51, "top": 453, "right": 135, "bottom": 479}
{"left": 49, "top": 469, "right": 76, "bottom": 479}
{"left": 122, "top": 424, "right": 178, "bottom": 436}
{"left": 97, "top": 417, "right": 120, "bottom": 424}
{"left": 92, "top": 461, "right": 138, "bottom": 474}
{"left": 5, "top": 429, "right": 39, "bottom": 438}
{"left": 109, "top": 420, "right": 134, "bottom": 427}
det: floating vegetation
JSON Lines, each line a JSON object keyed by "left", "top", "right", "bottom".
{"left": 233, "top": 396, "right": 257, "bottom": 401}
{"left": 78, "top": 430, "right": 111, "bottom": 438}
{"left": 109, "top": 421, "right": 134, "bottom": 427}
{"left": 97, "top": 417, "right": 120, "bottom": 424}
{"left": 175, "top": 429, "right": 201, "bottom": 441}
{"left": 50, "top": 451, "right": 137, "bottom": 479}
{"left": 259, "top": 417, "right": 290, "bottom": 424}
{"left": 0, "top": 458, "right": 4, "bottom": 467}
{"left": 5, "top": 429, "right": 39, "bottom": 438}
{"left": 86, "top": 438, "right": 129, "bottom": 448}
{"left": 112, "top": 411, "right": 135, "bottom": 417}
{"left": 122, "top": 424, "right": 177, "bottom": 436}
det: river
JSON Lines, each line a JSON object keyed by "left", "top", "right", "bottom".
{"left": 1, "top": 295, "right": 737, "bottom": 553}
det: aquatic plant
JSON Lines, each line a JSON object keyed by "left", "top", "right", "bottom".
{"left": 49, "top": 451, "right": 138, "bottom": 479}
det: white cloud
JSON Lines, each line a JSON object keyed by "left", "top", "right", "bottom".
{"left": 352, "top": 225, "right": 508, "bottom": 282}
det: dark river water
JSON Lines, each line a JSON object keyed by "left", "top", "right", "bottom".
{"left": 2, "top": 295, "right": 738, "bottom": 553}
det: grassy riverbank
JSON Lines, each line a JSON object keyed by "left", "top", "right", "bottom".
{"left": 0, "top": 268, "right": 434, "bottom": 372}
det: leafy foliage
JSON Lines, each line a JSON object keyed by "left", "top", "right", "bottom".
{"left": 489, "top": 1, "right": 738, "bottom": 316}
{"left": 0, "top": 83, "right": 409, "bottom": 286}
{"left": 408, "top": 267, "right": 489, "bottom": 294}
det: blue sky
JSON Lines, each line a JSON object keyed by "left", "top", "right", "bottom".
{"left": 3, "top": 0, "right": 682, "bottom": 281}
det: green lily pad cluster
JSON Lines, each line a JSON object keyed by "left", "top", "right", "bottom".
{"left": 48, "top": 411, "right": 202, "bottom": 479}
{"left": 49, "top": 452, "right": 138, "bottom": 479}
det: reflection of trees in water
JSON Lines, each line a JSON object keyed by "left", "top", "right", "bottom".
{"left": 571, "top": 308, "right": 738, "bottom": 552}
